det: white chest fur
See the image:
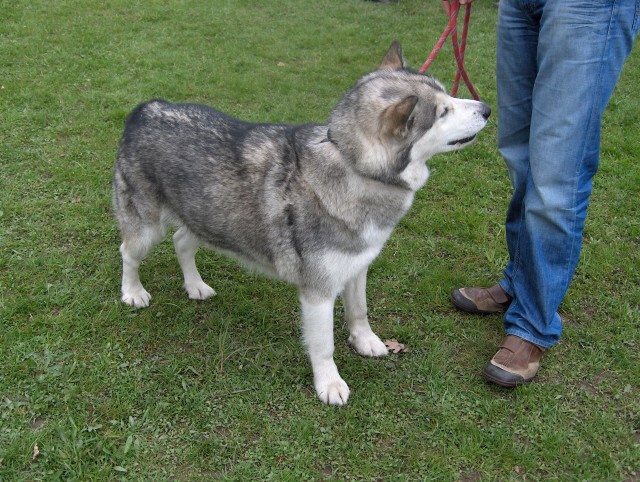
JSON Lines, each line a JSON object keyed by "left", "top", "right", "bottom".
{"left": 319, "top": 223, "right": 393, "bottom": 294}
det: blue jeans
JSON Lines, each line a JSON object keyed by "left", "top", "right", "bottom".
{"left": 496, "top": 0, "right": 638, "bottom": 348}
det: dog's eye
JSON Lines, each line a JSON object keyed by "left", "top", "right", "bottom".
{"left": 440, "top": 107, "right": 449, "bottom": 118}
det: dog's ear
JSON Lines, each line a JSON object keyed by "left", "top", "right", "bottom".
{"left": 382, "top": 95, "right": 418, "bottom": 137}
{"left": 379, "top": 41, "right": 405, "bottom": 70}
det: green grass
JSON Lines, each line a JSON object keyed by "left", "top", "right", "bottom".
{"left": 1, "top": 0, "right": 638, "bottom": 479}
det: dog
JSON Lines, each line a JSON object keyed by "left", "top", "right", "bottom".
{"left": 112, "top": 41, "right": 490, "bottom": 405}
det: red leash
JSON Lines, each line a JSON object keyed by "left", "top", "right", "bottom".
{"left": 418, "top": 0, "right": 480, "bottom": 100}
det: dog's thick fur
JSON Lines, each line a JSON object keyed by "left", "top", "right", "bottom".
{"left": 113, "top": 42, "right": 490, "bottom": 405}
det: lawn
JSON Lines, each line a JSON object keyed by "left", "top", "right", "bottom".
{"left": 1, "top": 0, "right": 638, "bottom": 480}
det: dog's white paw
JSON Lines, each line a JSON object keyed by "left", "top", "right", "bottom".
{"left": 315, "top": 377, "right": 350, "bottom": 406}
{"left": 348, "top": 331, "right": 389, "bottom": 358}
{"left": 122, "top": 288, "right": 152, "bottom": 308}
{"left": 185, "top": 281, "right": 216, "bottom": 300}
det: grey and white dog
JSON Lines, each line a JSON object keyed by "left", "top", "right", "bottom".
{"left": 113, "top": 41, "right": 490, "bottom": 405}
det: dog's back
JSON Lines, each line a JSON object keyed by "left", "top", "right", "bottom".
{"left": 113, "top": 99, "right": 390, "bottom": 292}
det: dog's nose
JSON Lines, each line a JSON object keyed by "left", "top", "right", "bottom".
{"left": 481, "top": 103, "right": 491, "bottom": 120}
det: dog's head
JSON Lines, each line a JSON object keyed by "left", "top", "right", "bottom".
{"left": 328, "top": 41, "right": 490, "bottom": 189}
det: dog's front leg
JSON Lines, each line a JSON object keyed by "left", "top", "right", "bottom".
{"left": 344, "top": 268, "right": 388, "bottom": 358}
{"left": 299, "top": 292, "right": 350, "bottom": 405}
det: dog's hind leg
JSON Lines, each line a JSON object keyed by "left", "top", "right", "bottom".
{"left": 299, "top": 291, "right": 350, "bottom": 405}
{"left": 344, "top": 268, "right": 388, "bottom": 358}
{"left": 173, "top": 226, "right": 216, "bottom": 301}
{"left": 120, "top": 224, "right": 164, "bottom": 308}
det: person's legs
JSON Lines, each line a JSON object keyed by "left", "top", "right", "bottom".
{"left": 495, "top": 0, "right": 538, "bottom": 300}
{"left": 453, "top": 0, "right": 638, "bottom": 386}
{"left": 448, "top": 0, "right": 536, "bottom": 316}
{"left": 502, "top": 0, "right": 638, "bottom": 349}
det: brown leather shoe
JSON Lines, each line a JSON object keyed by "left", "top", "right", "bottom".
{"left": 483, "top": 335, "right": 545, "bottom": 387}
{"left": 450, "top": 283, "right": 512, "bottom": 314}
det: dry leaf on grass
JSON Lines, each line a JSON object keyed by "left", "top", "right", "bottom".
{"left": 32, "top": 443, "right": 39, "bottom": 460}
{"left": 384, "top": 339, "right": 411, "bottom": 354}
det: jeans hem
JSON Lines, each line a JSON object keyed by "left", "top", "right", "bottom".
{"left": 498, "top": 278, "right": 513, "bottom": 298}
{"left": 504, "top": 329, "right": 556, "bottom": 350}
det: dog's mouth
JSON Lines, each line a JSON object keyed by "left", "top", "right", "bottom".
{"left": 448, "top": 134, "right": 477, "bottom": 146}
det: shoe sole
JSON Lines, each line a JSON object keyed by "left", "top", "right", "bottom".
{"left": 482, "top": 364, "right": 536, "bottom": 388}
